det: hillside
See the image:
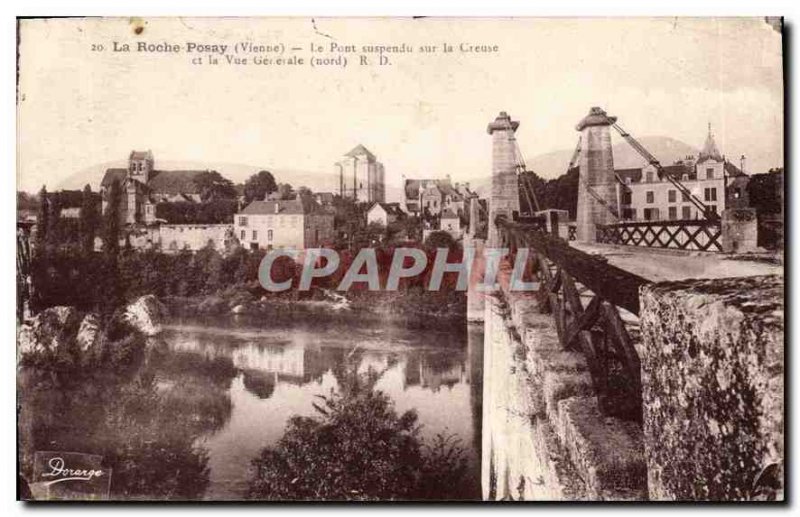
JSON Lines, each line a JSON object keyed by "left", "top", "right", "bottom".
{"left": 525, "top": 136, "right": 698, "bottom": 178}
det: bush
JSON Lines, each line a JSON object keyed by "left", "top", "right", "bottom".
{"left": 248, "top": 361, "right": 469, "bottom": 501}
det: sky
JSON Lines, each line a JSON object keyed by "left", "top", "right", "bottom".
{"left": 17, "top": 17, "right": 783, "bottom": 195}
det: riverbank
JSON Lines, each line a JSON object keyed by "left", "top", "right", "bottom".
{"left": 162, "top": 285, "right": 467, "bottom": 329}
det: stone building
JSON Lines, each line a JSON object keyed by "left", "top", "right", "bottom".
{"left": 234, "top": 198, "right": 334, "bottom": 251}
{"left": 615, "top": 126, "right": 749, "bottom": 221}
{"left": 100, "top": 150, "right": 212, "bottom": 225}
{"left": 334, "top": 145, "right": 385, "bottom": 203}
{"left": 439, "top": 209, "right": 462, "bottom": 237}
{"left": 366, "top": 202, "right": 404, "bottom": 227}
{"left": 403, "top": 176, "right": 474, "bottom": 217}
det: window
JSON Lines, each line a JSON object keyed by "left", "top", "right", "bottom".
{"left": 706, "top": 167, "right": 714, "bottom": 179}
{"left": 668, "top": 207, "right": 677, "bottom": 220}
{"left": 646, "top": 191, "right": 654, "bottom": 204}
{"left": 646, "top": 170, "right": 654, "bottom": 182}
{"left": 239, "top": 216, "right": 248, "bottom": 227}
{"left": 682, "top": 191, "right": 690, "bottom": 202}
{"left": 252, "top": 230, "right": 258, "bottom": 240}
{"left": 240, "top": 229, "right": 245, "bottom": 240}
{"left": 682, "top": 206, "right": 691, "bottom": 219}
{"left": 644, "top": 208, "right": 659, "bottom": 221}
{"left": 622, "top": 208, "right": 636, "bottom": 220}
{"left": 621, "top": 191, "right": 632, "bottom": 205}
{"left": 708, "top": 205, "right": 718, "bottom": 215}
{"left": 704, "top": 187, "right": 717, "bottom": 202}
{"left": 668, "top": 190, "right": 676, "bottom": 203}
{"left": 268, "top": 229, "right": 273, "bottom": 241}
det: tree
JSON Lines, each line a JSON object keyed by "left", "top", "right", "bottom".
{"left": 103, "top": 179, "right": 122, "bottom": 258}
{"left": 100, "top": 178, "right": 124, "bottom": 317}
{"left": 195, "top": 171, "right": 237, "bottom": 202}
{"left": 34, "top": 185, "right": 49, "bottom": 252}
{"left": 80, "top": 184, "right": 100, "bottom": 255}
{"left": 424, "top": 230, "right": 457, "bottom": 251}
{"left": 747, "top": 169, "right": 783, "bottom": 216}
{"left": 247, "top": 359, "right": 468, "bottom": 501}
{"left": 243, "top": 170, "right": 278, "bottom": 203}
{"left": 276, "top": 183, "right": 295, "bottom": 200}
{"left": 296, "top": 186, "right": 313, "bottom": 200}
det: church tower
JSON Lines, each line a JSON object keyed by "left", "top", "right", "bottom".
{"left": 128, "top": 150, "right": 154, "bottom": 184}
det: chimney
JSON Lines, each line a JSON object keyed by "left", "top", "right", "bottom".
{"left": 740, "top": 154, "right": 746, "bottom": 174}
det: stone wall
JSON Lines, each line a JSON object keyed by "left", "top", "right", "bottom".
{"left": 159, "top": 224, "right": 233, "bottom": 252}
{"left": 481, "top": 261, "right": 647, "bottom": 500}
{"left": 639, "top": 275, "right": 784, "bottom": 501}
{"left": 721, "top": 208, "right": 759, "bottom": 253}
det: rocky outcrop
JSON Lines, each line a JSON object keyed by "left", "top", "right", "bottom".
{"left": 18, "top": 295, "right": 166, "bottom": 364}
{"left": 17, "top": 306, "right": 81, "bottom": 358}
{"left": 120, "top": 295, "right": 166, "bottom": 336}
{"left": 76, "top": 313, "right": 101, "bottom": 353}
{"left": 639, "top": 275, "right": 784, "bottom": 501}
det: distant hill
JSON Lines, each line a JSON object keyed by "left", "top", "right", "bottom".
{"left": 471, "top": 136, "right": 698, "bottom": 198}
{"left": 526, "top": 136, "right": 698, "bottom": 178}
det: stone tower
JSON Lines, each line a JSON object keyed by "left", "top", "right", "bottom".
{"left": 335, "top": 145, "right": 385, "bottom": 203}
{"left": 486, "top": 112, "right": 520, "bottom": 247}
{"left": 128, "top": 150, "right": 154, "bottom": 184}
{"left": 575, "top": 107, "right": 619, "bottom": 242}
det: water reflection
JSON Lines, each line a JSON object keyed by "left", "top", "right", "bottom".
{"left": 19, "top": 317, "right": 483, "bottom": 501}
{"left": 163, "top": 320, "right": 481, "bottom": 500}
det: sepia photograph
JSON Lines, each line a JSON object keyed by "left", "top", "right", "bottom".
{"left": 14, "top": 16, "right": 784, "bottom": 502}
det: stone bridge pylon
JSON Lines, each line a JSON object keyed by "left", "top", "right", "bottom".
{"left": 574, "top": 107, "right": 619, "bottom": 242}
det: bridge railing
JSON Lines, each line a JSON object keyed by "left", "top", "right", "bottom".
{"left": 496, "top": 215, "right": 651, "bottom": 422}
{"left": 596, "top": 219, "right": 722, "bottom": 252}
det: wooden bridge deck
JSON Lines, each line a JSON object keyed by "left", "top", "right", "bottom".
{"left": 570, "top": 242, "right": 782, "bottom": 283}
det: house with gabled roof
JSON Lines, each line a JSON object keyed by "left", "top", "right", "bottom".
{"left": 403, "top": 175, "right": 475, "bottom": 217}
{"left": 234, "top": 197, "right": 334, "bottom": 251}
{"left": 614, "top": 125, "right": 750, "bottom": 221}
{"left": 366, "top": 202, "right": 404, "bottom": 227}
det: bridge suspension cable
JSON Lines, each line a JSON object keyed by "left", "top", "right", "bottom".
{"left": 509, "top": 135, "right": 541, "bottom": 215}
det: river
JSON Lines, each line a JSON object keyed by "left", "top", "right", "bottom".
{"left": 19, "top": 314, "right": 483, "bottom": 501}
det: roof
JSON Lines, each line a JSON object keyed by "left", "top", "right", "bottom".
{"left": 724, "top": 161, "right": 747, "bottom": 177}
{"left": 101, "top": 167, "right": 209, "bottom": 195}
{"left": 315, "top": 192, "right": 335, "bottom": 203}
{"left": 147, "top": 170, "right": 206, "bottom": 195}
{"left": 369, "top": 202, "right": 404, "bottom": 217}
{"left": 614, "top": 163, "right": 695, "bottom": 183}
{"left": 238, "top": 197, "right": 327, "bottom": 216}
{"left": 697, "top": 127, "right": 723, "bottom": 163}
{"left": 615, "top": 168, "right": 642, "bottom": 183}
{"left": 344, "top": 144, "right": 376, "bottom": 161}
{"left": 404, "top": 178, "right": 464, "bottom": 200}
{"left": 575, "top": 107, "right": 616, "bottom": 131}
{"left": 440, "top": 209, "right": 459, "bottom": 219}
{"left": 101, "top": 168, "right": 128, "bottom": 188}
{"left": 661, "top": 164, "right": 695, "bottom": 181}
{"left": 129, "top": 150, "right": 152, "bottom": 160}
